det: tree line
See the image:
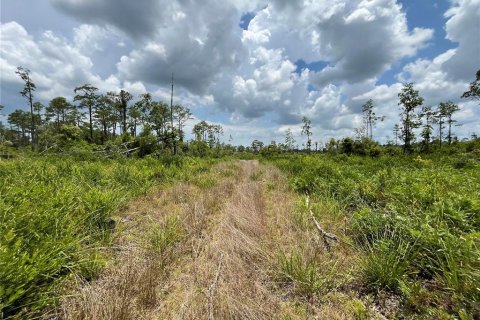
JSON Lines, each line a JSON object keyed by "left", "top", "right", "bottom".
{"left": 275, "top": 70, "right": 479, "bottom": 155}
{"left": 1, "top": 67, "right": 479, "bottom": 156}
{"left": 0, "top": 67, "right": 232, "bottom": 155}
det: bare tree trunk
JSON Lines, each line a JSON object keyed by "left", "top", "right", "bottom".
{"left": 448, "top": 117, "right": 452, "bottom": 144}
{"left": 28, "top": 91, "right": 35, "bottom": 150}
{"left": 89, "top": 106, "right": 93, "bottom": 142}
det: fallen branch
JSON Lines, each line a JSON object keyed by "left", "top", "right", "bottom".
{"left": 121, "top": 147, "right": 141, "bottom": 154}
{"left": 39, "top": 144, "right": 57, "bottom": 155}
{"left": 311, "top": 213, "right": 338, "bottom": 240}
{"left": 305, "top": 193, "right": 338, "bottom": 251}
{"left": 207, "top": 253, "right": 224, "bottom": 320}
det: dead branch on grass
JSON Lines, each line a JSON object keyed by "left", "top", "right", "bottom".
{"left": 207, "top": 253, "right": 224, "bottom": 320}
{"left": 305, "top": 193, "right": 338, "bottom": 251}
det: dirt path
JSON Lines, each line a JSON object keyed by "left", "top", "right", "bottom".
{"left": 58, "top": 160, "right": 361, "bottom": 319}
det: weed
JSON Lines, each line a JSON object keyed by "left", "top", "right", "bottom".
{"left": 361, "top": 236, "right": 411, "bottom": 292}
{"left": 147, "top": 216, "right": 183, "bottom": 259}
{"left": 278, "top": 250, "right": 335, "bottom": 297}
{"left": 191, "top": 174, "right": 217, "bottom": 189}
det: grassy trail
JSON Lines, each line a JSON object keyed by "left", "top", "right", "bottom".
{"left": 57, "top": 160, "right": 274, "bottom": 319}
{"left": 57, "top": 160, "right": 372, "bottom": 319}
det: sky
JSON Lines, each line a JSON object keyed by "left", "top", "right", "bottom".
{"left": 1, "top": 0, "right": 479, "bottom": 146}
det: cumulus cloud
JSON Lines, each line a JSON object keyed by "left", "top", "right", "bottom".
{"left": 1, "top": 0, "right": 479, "bottom": 144}
{"left": 115, "top": 6, "right": 246, "bottom": 95}
{"left": 310, "top": 0, "right": 433, "bottom": 85}
{"left": 50, "top": 0, "right": 434, "bottom": 116}
{"left": 442, "top": 0, "right": 480, "bottom": 80}
{"left": 1, "top": 21, "right": 96, "bottom": 99}
{"left": 51, "top": 0, "right": 165, "bottom": 39}
{"left": 244, "top": 0, "right": 433, "bottom": 86}
{"left": 53, "top": 0, "right": 256, "bottom": 94}
{"left": 0, "top": 21, "right": 138, "bottom": 103}
{"left": 212, "top": 46, "right": 308, "bottom": 124}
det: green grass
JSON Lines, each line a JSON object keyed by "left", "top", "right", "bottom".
{"left": 278, "top": 250, "right": 336, "bottom": 297}
{"left": 147, "top": 216, "right": 184, "bottom": 259}
{"left": 0, "top": 155, "right": 214, "bottom": 318}
{"left": 361, "top": 232, "right": 412, "bottom": 292}
{"left": 271, "top": 153, "right": 480, "bottom": 318}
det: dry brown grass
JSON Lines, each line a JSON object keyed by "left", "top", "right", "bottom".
{"left": 61, "top": 248, "right": 158, "bottom": 319}
{"left": 57, "top": 162, "right": 240, "bottom": 320}
{"left": 154, "top": 159, "right": 283, "bottom": 319}
{"left": 56, "top": 160, "right": 375, "bottom": 320}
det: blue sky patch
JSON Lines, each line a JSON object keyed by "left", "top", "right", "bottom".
{"left": 295, "top": 59, "right": 329, "bottom": 73}
{"left": 239, "top": 12, "right": 256, "bottom": 30}
{"left": 398, "top": 0, "right": 457, "bottom": 60}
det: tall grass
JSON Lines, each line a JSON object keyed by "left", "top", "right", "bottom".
{"left": 0, "top": 155, "right": 213, "bottom": 318}
{"left": 278, "top": 250, "right": 337, "bottom": 297}
{"left": 360, "top": 232, "right": 412, "bottom": 292}
{"left": 272, "top": 153, "right": 480, "bottom": 317}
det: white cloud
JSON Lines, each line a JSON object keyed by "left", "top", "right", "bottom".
{"left": 1, "top": 0, "right": 479, "bottom": 144}
{"left": 0, "top": 21, "right": 142, "bottom": 103}
{"left": 443, "top": 0, "right": 480, "bottom": 80}
{"left": 72, "top": 24, "right": 120, "bottom": 54}
{"left": 0, "top": 22, "right": 96, "bottom": 100}
{"left": 310, "top": 0, "right": 433, "bottom": 85}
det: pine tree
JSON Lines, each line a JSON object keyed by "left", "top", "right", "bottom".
{"left": 398, "top": 83, "right": 423, "bottom": 153}
{"left": 15, "top": 67, "right": 36, "bottom": 149}
{"left": 284, "top": 128, "right": 295, "bottom": 151}
{"left": 362, "top": 99, "right": 384, "bottom": 139}
{"left": 301, "top": 116, "right": 312, "bottom": 151}
{"left": 439, "top": 101, "right": 460, "bottom": 144}
{"left": 74, "top": 84, "right": 99, "bottom": 141}
{"left": 419, "top": 105, "right": 435, "bottom": 151}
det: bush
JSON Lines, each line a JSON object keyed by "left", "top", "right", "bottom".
{"left": 189, "top": 140, "right": 210, "bottom": 157}
{"left": 134, "top": 125, "right": 158, "bottom": 157}
{"left": 2, "top": 140, "right": 13, "bottom": 148}
{"left": 453, "top": 157, "right": 476, "bottom": 169}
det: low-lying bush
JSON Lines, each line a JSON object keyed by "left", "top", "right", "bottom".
{"left": 271, "top": 153, "right": 480, "bottom": 317}
{"left": 0, "top": 155, "right": 213, "bottom": 318}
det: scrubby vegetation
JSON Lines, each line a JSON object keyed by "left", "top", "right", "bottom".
{"left": 0, "top": 155, "right": 214, "bottom": 318}
{"left": 1, "top": 144, "right": 479, "bottom": 318}
{"left": 271, "top": 146, "right": 480, "bottom": 318}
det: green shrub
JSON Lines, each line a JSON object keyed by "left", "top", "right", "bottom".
{"left": 0, "top": 156, "right": 211, "bottom": 317}
{"left": 453, "top": 157, "right": 476, "bottom": 169}
{"left": 361, "top": 235, "right": 412, "bottom": 292}
{"left": 270, "top": 153, "right": 480, "bottom": 317}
